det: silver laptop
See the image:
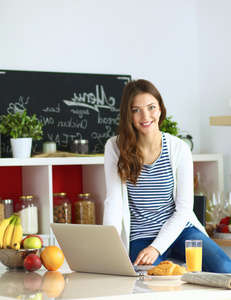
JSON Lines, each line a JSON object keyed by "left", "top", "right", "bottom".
{"left": 50, "top": 223, "right": 149, "bottom": 277}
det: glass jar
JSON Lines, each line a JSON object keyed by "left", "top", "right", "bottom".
{"left": 15, "top": 196, "right": 38, "bottom": 234}
{"left": 74, "top": 193, "right": 95, "bottom": 224}
{"left": 70, "top": 140, "right": 89, "bottom": 154}
{"left": 1, "top": 199, "right": 14, "bottom": 218}
{"left": 53, "top": 193, "right": 72, "bottom": 223}
{"left": 0, "top": 198, "right": 4, "bottom": 222}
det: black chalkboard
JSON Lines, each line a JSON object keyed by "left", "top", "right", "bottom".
{"left": 0, "top": 70, "right": 131, "bottom": 157}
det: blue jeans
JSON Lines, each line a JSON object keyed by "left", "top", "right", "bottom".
{"left": 130, "top": 226, "right": 231, "bottom": 273}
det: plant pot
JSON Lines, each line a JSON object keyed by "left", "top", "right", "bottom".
{"left": 10, "top": 138, "right": 32, "bottom": 158}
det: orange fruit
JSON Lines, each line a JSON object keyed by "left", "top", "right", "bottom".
{"left": 40, "top": 246, "right": 64, "bottom": 271}
{"left": 42, "top": 271, "right": 65, "bottom": 297}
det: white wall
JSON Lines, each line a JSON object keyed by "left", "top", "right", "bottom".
{"left": 0, "top": 0, "right": 230, "bottom": 190}
{"left": 197, "top": 0, "right": 231, "bottom": 191}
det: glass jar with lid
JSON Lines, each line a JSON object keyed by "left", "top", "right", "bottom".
{"left": 15, "top": 196, "right": 38, "bottom": 234}
{"left": 74, "top": 193, "right": 96, "bottom": 224}
{"left": 0, "top": 197, "right": 4, "bottom": 222}
{"left": 1, "top": 199, "right": 14, "bottom": 218}
{"left": 70, "top": 139, "right": 89, "bottom": 154}
{"left": 53, "top": 193, "right": 72, "bottom": 223}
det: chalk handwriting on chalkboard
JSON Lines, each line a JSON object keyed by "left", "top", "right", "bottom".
{"left": 63, "top": 85, "right": 118, "bottom": 112}
{"left": 7, "top": 96, "right": 30, "bottom": 114}
{"left": 43, "top": 104, "right": 61, "bottom": 113}
{"left": 0, "top": 71, "right": 131, "bottom": 157}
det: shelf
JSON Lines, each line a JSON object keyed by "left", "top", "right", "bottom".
{"left": 212, "top": 238, "right": 231, "bottom": 247}
{"left": 0, "top": 153, "right": 221, "bottom": 166}
{"left": 0, "top": 156, "right": 104, "bottom": 166}
{"left": 192, "top": 153, "right": 223, "bottom": 162}
{"left": 209, "top": 115, "right": 231, "bottom": 126}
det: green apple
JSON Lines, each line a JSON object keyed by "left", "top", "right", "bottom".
{"left": 23, "top": 237, "right": 42, "bottom": 249}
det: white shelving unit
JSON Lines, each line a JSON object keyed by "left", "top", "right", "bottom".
{"left": 208, "top": 115, "right": 231, "bottom": 249}
{"left": 192, "top": 153, "right": 224, "bottom": 192}
{"left": 0, "top": 153, "right": 224, "bottom": 246}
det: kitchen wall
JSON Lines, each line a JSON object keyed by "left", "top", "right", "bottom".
{"left": 197, "top": 0, "right": 231, "bottom": 191}
{"left": 0, "top": 0, "right": 230, "bottom": 191}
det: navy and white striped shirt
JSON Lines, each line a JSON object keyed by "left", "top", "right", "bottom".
{"left": 127, "top": 134, "right": 175, "bottom": 241}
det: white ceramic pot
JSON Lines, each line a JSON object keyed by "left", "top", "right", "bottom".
{"left": 10, "top": 138, "right": 32, "bottom": 158}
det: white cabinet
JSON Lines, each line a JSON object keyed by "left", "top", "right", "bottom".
{"left": 0, "top": 153, "right": 224, "bottom": 246}
{"left": 0, "top": 157, "right": 105, "bottom": 246}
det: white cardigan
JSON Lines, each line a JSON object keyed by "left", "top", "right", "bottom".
{"left": 103, "top": 133, "right": 207, "bottom": 255}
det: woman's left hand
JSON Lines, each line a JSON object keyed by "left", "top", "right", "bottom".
{"left": 133, "top": 246, "right": 159, "bottom": 265}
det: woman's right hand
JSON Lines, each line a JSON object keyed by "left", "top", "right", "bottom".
{"left": 133, "top": 246, "right": 160, "bottom": 265}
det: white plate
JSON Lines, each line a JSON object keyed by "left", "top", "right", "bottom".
{"left": 148, "top": 275, "right": 182, "bottom": 280}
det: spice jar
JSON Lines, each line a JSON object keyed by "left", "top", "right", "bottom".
{"left": 1, "top": 199, "right": 14, "bottom": 218}
{"left": 53, "top": 193, "right": 72, "bottom": 223}
{"left": 74, "top": 193, "right": 95, "bottom": 224}
{"left": 15, "top": 196, "right": 38, "bottom": 234}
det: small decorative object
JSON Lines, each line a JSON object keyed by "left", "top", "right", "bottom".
{"left": 160, "top": 116, "right": 194, "bottom": 151}
{"left": 0, "top": 109, "right": 43, "bottom": 158}
{"left": 160, "top": 116, "right": 180, "bottom": 136}
{"left": 178, "top": 134, "right": 194, "bottom": 151}
{"left": 70, "top": 139, "right": 89, "bottom": 154}
{"left": 43, "top": 141, "right": 57, "bottom": 154}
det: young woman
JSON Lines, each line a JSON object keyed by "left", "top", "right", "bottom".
{"left": 103, "top": 79, "right": 231, "bottom": 273}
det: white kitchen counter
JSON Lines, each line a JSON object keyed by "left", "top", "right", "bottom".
{"left": 0, "top": 263, "right": 231, "bottom": 300}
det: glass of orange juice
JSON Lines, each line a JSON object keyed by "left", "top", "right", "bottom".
{"left": 185, "top": 240, "right": 202, "bottom": 272}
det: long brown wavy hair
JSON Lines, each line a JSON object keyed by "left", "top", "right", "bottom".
{"left": 117, "top": 79, "right": 166, "bottom": 185}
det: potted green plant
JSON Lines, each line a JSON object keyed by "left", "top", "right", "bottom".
{"left": 0, "top": 109, "right": 43, "bottom": 158}
{"left": 160, "top": 116, "right": 180, "bottom": 136}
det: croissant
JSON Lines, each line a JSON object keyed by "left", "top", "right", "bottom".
{"left": 147, "top": 260, "right": 188, "bottom": 276}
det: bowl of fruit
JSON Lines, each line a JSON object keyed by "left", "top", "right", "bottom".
{"left": 213, "top": 215, "right": 231, "bottom": 239}
{"left": 0, "top": 248, "right": 43, "bottom": 270}
{"left": 0, "top": 213, "right": 44, "bottom": 270}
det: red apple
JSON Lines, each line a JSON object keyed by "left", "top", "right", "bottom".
{"left": 216, "top": 223, "right": 226, "bottom": 233}
{"left": 23, "top": 254, "right": 42, "bottom": 272}
{"left": 21, "top": 235, "right": 44, "bottom": 248}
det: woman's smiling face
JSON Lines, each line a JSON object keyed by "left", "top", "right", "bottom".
{"left": 131, "top": 93, "right": 161, "bottom": 136}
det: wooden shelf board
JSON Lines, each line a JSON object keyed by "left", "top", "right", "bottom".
{"left": 210, "top": 115, "right": 231, "bottom": 126}
{"left": 212, "top": 238, "right": 231, "bottom": 247}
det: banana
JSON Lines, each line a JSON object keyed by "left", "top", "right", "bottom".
{"left": 0, "top": 214, "right": 17, "bottom": 248}
{"left": 11, "top": 216, "right": 23, "bottom": 250}
{"left": 2, "top": 215, "right": 17, "bottom": 249}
